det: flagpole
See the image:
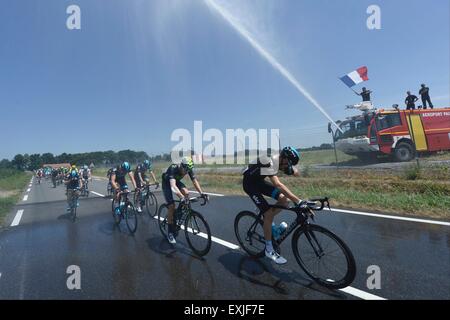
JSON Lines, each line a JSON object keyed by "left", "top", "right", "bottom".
{"left": 338, "top": 77, "right": 359, "bottom": 95}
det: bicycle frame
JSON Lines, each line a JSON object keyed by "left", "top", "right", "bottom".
{"left": 249, "top": 198, "right": 330, "bottom": 247}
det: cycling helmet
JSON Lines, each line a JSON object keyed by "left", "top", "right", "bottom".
{"left": 143, "top": 160, "right": 151, "bottom": 169}
{"left": 180, "top": 157, "right": 194, "bottom": 170}
{"left": 84, "top": 165, "right": 88, "bottom": 170}
{"left": 70, "top": 170, "right": 78, "bottom": 178}
{"left": 280, "top": 147, "right": 300, "bottom": 166}
{"left": 121, "top": 161, "right": 131, "bottom": 172}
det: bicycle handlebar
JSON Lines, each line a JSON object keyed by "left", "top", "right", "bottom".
{"left": 271, "top": 197, "right": 330, "bottom": 212}
{"left": 307, "top": 197, "right": 330, "bottom": 211}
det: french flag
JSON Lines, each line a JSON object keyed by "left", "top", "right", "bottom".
{"left": 340, "top": 66, "right": 369, "bottom": 87}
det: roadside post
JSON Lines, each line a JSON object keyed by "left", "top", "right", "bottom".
{"left": 328, "top": 122, "right": 339, "bottom": 170}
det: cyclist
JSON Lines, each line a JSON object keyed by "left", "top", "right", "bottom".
{"left": 161, "top": 157, "right": 208, "bottom": 244}
{"left": 51, "top": 168, "right": 58, "bottom": 187}
{"left": 36, "top": 169, "right": 43, "bottom": 184}
{"left": 242, "top": 147, "right": 305, "bottom": 265}
{"left": 64, "top": 168, "right": 83, "bottom": 211}
{"left": 107, "top": 167, "right": 114, "bottom": 180}
{"left": 111, "top": 162, "right": 138, "bottom": 216}
{"left": 80, "top": 165, "right": 91, "bottom": 191}
{"left": 134, "top": 160, "right": 159, "bottom": 212}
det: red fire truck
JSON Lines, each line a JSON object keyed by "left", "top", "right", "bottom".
{"left": 333, "top": 107, "right": 450, "bottom": 162}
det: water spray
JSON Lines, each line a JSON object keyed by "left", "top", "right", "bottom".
{"left": 204, "top": 0, "right": 343, "bottom": 133}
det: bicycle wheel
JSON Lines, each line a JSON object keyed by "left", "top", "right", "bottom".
{"left": 184, "top": 211, "right": 212, "bottom": 257}
{"left": 292, "top": 224, "right": 356, "bottom": 289}
{"left": 145, "top": 192, "right": 158, "bottom": 218}
{"left": 157, "top": 204, "right": 169, "bottom": 237}
{"left": 124, "top": 203, "right": 138, "bottom": 234}
{"left": 111, "top": 198, "right": 121, "bottom": 225}
{"left": 234, "top": 211, "right": 266, "bottom": 258}
{"left": 133, "top": 192, "right": 143, "bottom": 215}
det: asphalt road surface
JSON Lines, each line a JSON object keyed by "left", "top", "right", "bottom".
{"left": 0, "top": 176, "right": 449, "bottom": 300}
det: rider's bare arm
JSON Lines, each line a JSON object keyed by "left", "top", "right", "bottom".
{"left": 150, "top": 171, "right": 158, "bottom": 184}
{"left": 129, "top": 172, "right": 137, "bottom": 190}
{"left": 170, "top": 179, "right": 184, "bottom": 199}
{"left": 111, "top": 174, "right": 118, "bottom": 190}
{"left": 192, "top": 178, "right": 203, "bottom": 195}
{"left": 269, "top": 175, "right": 301, "bottom": 204}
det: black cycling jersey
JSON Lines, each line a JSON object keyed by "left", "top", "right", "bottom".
{"left": 66, "top": 175, "right": 81, "bottom": 190}
{"left": 134, "top": 164, "right": 147, "bottom": 177}
{"left": 112, "top": 166, "right": 128, "bottom": 186}
{"left": 243, "top": 156, "right": 278, "bottom": 180}
{"left": 162, "top": 164, "right": 196, "bottom": 182}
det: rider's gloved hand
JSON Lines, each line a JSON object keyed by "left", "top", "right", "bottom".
{"left": 200, "top": 193, "right": 209, "bottom": 202}
{"left": 181, "top": 197, "right": 190, "bottom": 205}
{"left": 155, "top": 182, "right": 160, "bottom": 189}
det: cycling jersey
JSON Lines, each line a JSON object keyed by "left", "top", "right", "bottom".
{"left": 82, "top": 169, "right": 90, "bottom": 179}
{"left": 162, "top": 164, "right": 196, "bottom": 182}
{"left": 112, "top": 167, "right": 129, "bottom": 190}
{"left": 66, "top": 175, "right": 81, "bottom": 190}
{"left": 161, "top": 164, "right": 196, "bottom": 205}
{"left": 134, "top": 164, "right": 149, "bottom": 188}
{"left": 242, "top": 156, "right": 288, "bottom": 214}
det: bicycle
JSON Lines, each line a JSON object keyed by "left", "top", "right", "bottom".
{"left": 80, "top": 178, "right": 89, "bottom": 197}
{"left": 134, "top": 183, "right": 159, "bottom": 217}
{"left": 111, "top": 190, "right": 138, "bottom": 234}
{"left": 157, "top": 196, "right": 211, "bottom": 257}
{"left": 234, "top": 197, "right": 356, "bottom": 289}
{"left": 67, "top": 188, "right": 80, "bottom": 222}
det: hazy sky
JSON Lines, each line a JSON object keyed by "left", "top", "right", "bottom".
{"left": 1, "top": 0, "right": 449, "bottom": 159}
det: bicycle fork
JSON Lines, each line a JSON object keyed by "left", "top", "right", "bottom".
{"left": 303, "top": 226, "right": 325, "bottom": 259}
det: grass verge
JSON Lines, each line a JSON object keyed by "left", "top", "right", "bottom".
{"left": 0, "top": 169, "right": 31, "bottom": 226}
{"left": 195, "top": 166, "right": 450, "bottom": 220}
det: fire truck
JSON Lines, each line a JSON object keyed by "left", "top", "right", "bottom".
{"left": 332, "top": 106, "right": 450, "bottom": 162}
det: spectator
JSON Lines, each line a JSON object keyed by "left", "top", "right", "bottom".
{"left": 405, "top": 91, "right": 418, "bottom": 110}
{"left": 356, "top": 87, "right": 372, "bottom": 102}
{"left": 419, "top": 84, "right": 433, "bottom": 109}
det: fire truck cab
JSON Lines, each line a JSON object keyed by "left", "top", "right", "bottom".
{"left": 334, "top": 107, "right": 450, "bottom": 162}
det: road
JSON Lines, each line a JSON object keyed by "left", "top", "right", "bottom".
{"left": 0, "top": 176, "right": 449, "bottom": 300}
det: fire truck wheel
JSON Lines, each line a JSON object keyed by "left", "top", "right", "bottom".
{"left": 394, "top": 142, "right": 415, "bottom": 162}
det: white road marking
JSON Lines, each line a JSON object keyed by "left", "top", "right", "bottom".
{"left": 22, "top": 195, "right": 28, "bottom": 201}
{"left": 338, "top": 286, "right": 386, "bottom": 300}
{"left": 26, "top": 188, "right": 31, "bottom": 192}
{"left": 11, "top": 210, "right": 24, "bottom": 226}
{"left": 28, "top": 184, "right": 32, "bottom": 188}
{"left": 90, "top": 191, "right": 105, "bottom": 197}
{"left": 326, "top": 208, "right": 450, "bottom": 226}
{"left": 190, "top": 191, "right": 225, "bottom": 197}
{"left": 92, "top": 188, "right": 385, "bottom": 300}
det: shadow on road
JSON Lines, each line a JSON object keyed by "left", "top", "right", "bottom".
{"left": 218, "top": 251, "right": 348, "bottom": 299}
{"left": 145, "top": 235, "right": 206, "bottom": 261}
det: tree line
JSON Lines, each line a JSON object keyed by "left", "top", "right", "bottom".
{"left": 0, "top": 150, "right": 158, "bottom": 171}
{"left": 0, "top": 144, "right": 333, "bottom": 172}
